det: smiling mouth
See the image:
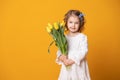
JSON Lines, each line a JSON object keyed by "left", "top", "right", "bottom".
{"left": 70, "top": 28, "right": 75, "bottom": 29}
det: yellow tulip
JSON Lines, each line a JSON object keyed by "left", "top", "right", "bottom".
{"left": 53, "top": 22, "right": 59, "bottom": 30}
{"left": 48, "top": 23, "right": 53, "bottom": 30}
{"left": 60, "top": 21, "right": 65, "bottom": 27}
{"left": 46, "top": 26, "right": 51, "bottom": 33}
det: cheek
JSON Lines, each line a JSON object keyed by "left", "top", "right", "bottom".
{"left": 75, "top": 24, "right": 80, "bottom": 28}
{"left": 75, "top": 25, "right": 80, "bottom": 30}
{"left": 67, "top": 23, "right": 71, "bottom": 27}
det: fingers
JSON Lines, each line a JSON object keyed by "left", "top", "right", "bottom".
{"left": 63, "top": 59, "right": 75, "bottom": 66}
{"left": 59, "top": 55, "right": 67, "bottom": 62}
{"left": 63, "top": 59, "right": 69, "bottom": 66}
{"left": 58, "top": 55, "right": 75, "bottom": 66}
{"left": 68, "top": 59, "right": 75, "bottom": 65}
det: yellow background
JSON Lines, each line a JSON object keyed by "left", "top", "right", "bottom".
{"left": 0, "top": 0, "right": 120, "bottom": 80}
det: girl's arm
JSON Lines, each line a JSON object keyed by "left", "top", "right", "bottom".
{"left": 70, "top": 35, "right": 88, "bottom": 65}
{"left": 56, "top": 50, "right": 68, "bottom": 65}
{"left": 58, "top": 54, "right": 67, "bottom": 62}
{"left": 56, "top": 50, "right": 74, "bottom": 66}
{"left": 56, "top": 50, "right": 63, "bottom": 65}
{"left": 76, "top": 35, "right": 88, "bottom": 65}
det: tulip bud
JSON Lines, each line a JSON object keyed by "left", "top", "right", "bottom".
{"left": 46, "top": 26, "right": 51, "bottom": 33}
{"left": 48, "top": 23, "right": 53, "bottom": 30}
{"left": 60, "top": 21, "right": 65, "bottom": 27}
{"left": 53, "top": 22, "right": 59, "bottom": 30}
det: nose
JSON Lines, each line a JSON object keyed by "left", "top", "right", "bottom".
{"left": 72, "top": 23, "right": 75, "bottom": 27}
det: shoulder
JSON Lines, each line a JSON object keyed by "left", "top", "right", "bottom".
{"left": 79, "top": 33, "right": 88, "bottom": 41}
{"left": 79, "top": 33, "right": 87, "bottom": 38}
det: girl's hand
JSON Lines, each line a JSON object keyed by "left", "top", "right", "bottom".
{"left": 58, "top": 54, "right": 67, "bottom": 62}
{"left": 63, "top": 59, "right": 75, "bottom": 66}
{"left": 67, "top": 59, "right": 75, "bottom": 65}
{"left": 63, "top": 59, "right": 69, "bottom": 66}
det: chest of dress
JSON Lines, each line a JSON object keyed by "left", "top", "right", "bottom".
{"left": 67, "top": 37, "right": 83, "bottom": 50}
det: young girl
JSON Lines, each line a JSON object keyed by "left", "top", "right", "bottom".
{"left": 56, "top": 10, "right": 91, "bottom": 80}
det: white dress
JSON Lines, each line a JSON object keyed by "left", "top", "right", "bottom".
{"left": 56, "top": 33, "right": 91, "bottom": 80}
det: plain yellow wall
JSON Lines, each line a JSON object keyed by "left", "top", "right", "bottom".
{"left": 0, "top": 0, "right": 120, "bottom": 80}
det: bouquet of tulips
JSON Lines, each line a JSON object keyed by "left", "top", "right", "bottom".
{"left": 46, "top": 21, "right": 68, "bottom": 56}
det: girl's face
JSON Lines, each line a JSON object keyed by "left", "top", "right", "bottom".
{"left": 67, "top": 15, "right": 80, "bottom": 33}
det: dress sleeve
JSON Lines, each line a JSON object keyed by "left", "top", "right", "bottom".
{"left": 55, "top": 50, "right": 63, "bottom": 65}
{"left": 72, "top": 35, "right": 88, "bottom": 65}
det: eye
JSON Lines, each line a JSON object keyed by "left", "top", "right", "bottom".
{"left": 75, "top": 22, "right": 79, "bottom": 24}
{"left": 69, "top": 21, "right": 73, "bottom": 23}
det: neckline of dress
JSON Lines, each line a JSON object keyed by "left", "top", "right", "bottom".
{"left": 67, "top": 33, "right": 82, "bottom": 38}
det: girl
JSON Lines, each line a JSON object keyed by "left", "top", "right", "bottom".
{"left": 56, "top": 10, "right": 91, "bottom": 80}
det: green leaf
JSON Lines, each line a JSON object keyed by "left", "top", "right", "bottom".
{"left": 48, "top": 40, "right": 55, "bottom": 54}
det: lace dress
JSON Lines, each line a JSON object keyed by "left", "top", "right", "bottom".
{"left": 56, "top": 33, "right": 91, "bottom": 80}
